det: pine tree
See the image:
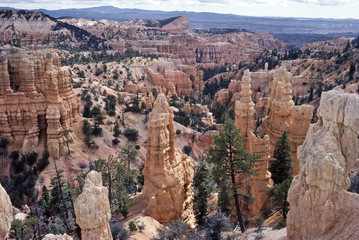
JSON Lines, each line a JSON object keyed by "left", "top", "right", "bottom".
{"left": 269, "top": 131, "right": 292, "bottom": 185}
{"left": 193, "top": 162, "right": 210, "bottom": 226}
{"left": 268, "top": 131, "right": 293, "bottom": 219}
{"left": 206, "top": 119, "right": 258, "bottom": 233}
{"left": 94, "top": 155, "right": 134, "bottom": 217}
{"left": 48, "top": 160, "right": 78, "bottom": 235}
{"left": 270, "top": 178, "right": 292, "bottom": 219}
{"left": 217, "top": 180, "right": 232, "bottom": 217}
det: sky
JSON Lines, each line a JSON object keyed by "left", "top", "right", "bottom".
{"left": 1, "top": 0, "right": 358, "bottom": 19}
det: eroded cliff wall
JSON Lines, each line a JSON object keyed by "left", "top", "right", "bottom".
{"left": 287, "top": 90, "right": 359, "bottom": 240}
{"left": 0, "top": 48, "right": 80, "bottom": 161}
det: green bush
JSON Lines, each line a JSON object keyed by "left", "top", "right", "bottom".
{"left": 183, "top": 145, "right": 192, "bottom": 155}
{"left": 124, "top": 128, "right": 139, "bottom": 142}
{"left": 273, "top": 219, "right": 286, "bottom": 230}
{"left": 110, "top": 223, "right": 132, "bottom": 240}
{"left": 129, "top": 221, "right": 137, "bottom": 232}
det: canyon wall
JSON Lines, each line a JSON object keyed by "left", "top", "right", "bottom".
{"left": 142, "top": 94, "right": 195, "bottom": 226}
{"left": 287, "top": 90, "right": 359, "bottom": 239}
{"left": 0, "top": 48, "right": 80, "bottom": 160}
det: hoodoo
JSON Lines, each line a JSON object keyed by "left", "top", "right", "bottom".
{"left": 142, "top": 94, "right": 195, "bottom": 226}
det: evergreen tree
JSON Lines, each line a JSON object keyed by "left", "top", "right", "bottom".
{"left": 217, "top": 180, "right": 232, "bottom": 217}
{"left": 82, "top": 119, "right": 92, "bottom": 146}
{"left": 82, "top": 103, "right": 91, "bottom": 118}
{"left": 10, "top": 218, "right": 39, "bottom": 240}
{"left": 270, "top": 178, "right": 292, "bottom": 219}
{"left": 193, "top": 162, "right": 210, "bottom": 226}
{"left": 206, "top": 119, "right": 258, "bottom": 233}
{"left": 119, "top": 142, "right": 138, "bottom": 173}
{"left": 94, "top": 155, "right": 134, "bottom": 217}
{"left": 48, "top": 160, "right": 78, "bottom": 235}
{"left": 269, "top": 131, "right": 292, "bottom": 185}
{"left": 113, "top": 121, "right": 121, "bottom": 138}
{"left": 268, "top": 131, "right": 293, "bottom": 219}
{"left": 92, "top": 113, "right": 105, "bottom": 136}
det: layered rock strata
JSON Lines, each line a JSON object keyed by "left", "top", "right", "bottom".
{"left": 142, "top": 94, "right": 195, "bottom": 226}
{"left": 287, "top": 90, "right": 359, "bottom": 239}
{"left": 74, "top": 171, "right": 112, "bottom": 240}
{"left": 265, "top": 67, "right": 313, "bottom": 175}
{"left": 0, "top": 183, "right": 12, "bottom": 239}
{"left": 0, "top": 49, "right": 79, "bottom": 159}
{"left": 234, "top": 70, "right": 273, "bottom": 218}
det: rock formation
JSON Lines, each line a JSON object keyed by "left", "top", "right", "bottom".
{"left": 161, "top": 16, "right": 191, "bottom": 34}
{"left": 142, "top": 94, "right": 195, "bottom": 226}
{"left": 287, "top": 90, "right": 359, "bottom": 240}
{"left": 74, "top": 171, "right": 112, "bottom": 240}
{"left": 234, "top": 70, "right": 256, "bottom": 137}
{"left": 265, "top": 67, "right": 313, "bottom": 175}
{"left": 183, "top": 102, "right": 191, "bottom": 114}
{"left": 43, "top": 234, "right": 73, "bottom": 240}
{"left": 0, "top": 48, "right": 80, "bottom": 160}
{"left": 0, "top": 183, "right": 12, "bottom": 239}
{"left": 234, "top": 70, "right": 273, "bottom": 218}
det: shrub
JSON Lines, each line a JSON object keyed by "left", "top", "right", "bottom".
{"left": 10, "top": 151, "right": 24, "bottom": 174}
{"left": 124, "top": 128, "right": 139, "bottom": 142}
{"left": 112, "top": 138, "right": 120, "bottom": 145}
{"left": 203, "top": 212, "right": 233, "bottom": 240}
{"left": 348, "top": 172, "right": 359, "bottom": 194}
{"left": 173, "top": 111, "right": 190, "bottom": 127}
{"left": 110, "top": 223, "right": 132, "bottom": 240}
{"left": 183, "top": 145, "right": 192, "bottom": 155}
{"left": 23, "top": 152, "right": 38, "bottom": 166}
{"left": 129, "top": 221, "right": 137, "bottom": 232}
{"left": 34, "top": 150, "right": 50, "bottom": 173}
{"left": 153, "top": 220, "right": 189, "bottom": 240}
{"left": 273, "top": 219, "right": 286, "bottom": 230}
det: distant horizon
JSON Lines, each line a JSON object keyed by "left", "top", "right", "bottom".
{"left": 6, "top": 5, "right": 358, "bottom": 21}
{"left": 0, "top": 0, "right": 358, "bottom": 20}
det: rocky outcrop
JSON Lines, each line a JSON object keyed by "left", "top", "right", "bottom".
{"left": 0, "top": 10, "right": 105, "bottom": 50}
{"left": 145, "top": 63, "right": 203, "bottom": 97}
{"left": 234, "top": 70, "right": 273, "bottom": 218}
{"left": 74, "top": 171, "right": 112, "bottom": 240}
{"left": 264, "top": 67, "right": 313, "bottom": 175}
{"left": 43, "top": 234, "right": 73, "bottom": 240}
{"left": 0, "top": 183, "right": 12, "bottom": 239}
{"left": 161, "top": 16, "right": 191, "bottom": 34}
{"left": 0, "top": 48, "right": 80, "bottom": 159}
{"left": 288, "top": 105, "right": 314, "bottom": 175}
{"left": 142, "top": 94, "right": 195, "bottom": 226}
{"left": 287, "top": 90, "right": 359, "bottom": 240}
{"left": 265, "top": 68, "right": 295, "bottom": 140}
